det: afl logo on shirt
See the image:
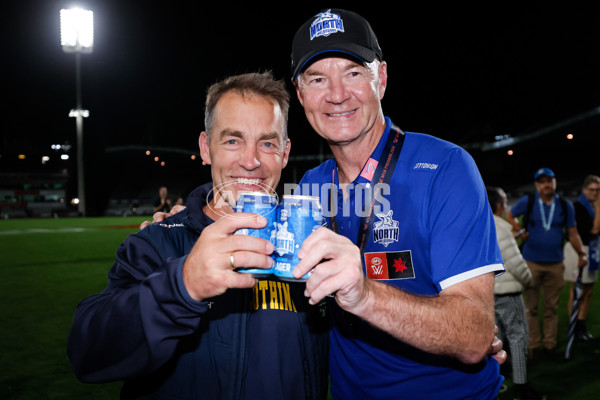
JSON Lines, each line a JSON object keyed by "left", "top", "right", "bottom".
{"left": 370, "top": 256, "right": 384, "bottom": 275}
{"left": 373, "top": 210, "right": 399, "bottom": 247}
{"left": 364, "top": 251, "right": 415, "bottom": 280}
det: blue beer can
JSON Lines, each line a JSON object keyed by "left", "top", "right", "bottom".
{"left": 234, "top": 191, "right": 278, "bottom": 278}
{"left": 274, "top": 195, "right": 324, "bottom": 281}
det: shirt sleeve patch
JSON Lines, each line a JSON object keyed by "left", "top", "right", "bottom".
{"left": 364, "top": 250, "right": 415, "bottom": 280}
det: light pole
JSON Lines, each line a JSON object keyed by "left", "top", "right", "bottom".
{"left": 60, "top": 7, "right": 93, "bottom": 216}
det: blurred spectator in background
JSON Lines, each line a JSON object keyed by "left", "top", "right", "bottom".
{"left": 563, "top": 174, "right": 600, "bottom": 341}
{"left": 153, "top": 186, "right": 172, "bottom": 213}
{"left": 506, "top": 168, "right": 586, "bottom": 361}
{"left": 488, "top": 187, "right": 545, "bottom": 400}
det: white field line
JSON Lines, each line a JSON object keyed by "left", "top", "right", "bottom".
{"left": 0, "top": 228, "right": 88, "bottom": 235}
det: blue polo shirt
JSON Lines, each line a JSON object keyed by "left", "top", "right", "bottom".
{"left": 511, "top": 193, "right": 576, "bottom": 262}
{"left": 296, "top": 117, "right": 504, "bottom": 400}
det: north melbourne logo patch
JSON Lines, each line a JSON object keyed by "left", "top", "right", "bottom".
{"left": 373, "top": 210, "right": 399, "bottom": 247}
{"left": 310, "top": 10, "right": 344, "bottom": 40}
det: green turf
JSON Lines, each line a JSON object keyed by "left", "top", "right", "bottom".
{"left": 0, "top": 217, "right": 142, "bottom": 399}
{"left": 1, "top": 217, "right": 599, "bottom": 399}
{"left": 497, "top": 282, "right": 600, "bottom": 400}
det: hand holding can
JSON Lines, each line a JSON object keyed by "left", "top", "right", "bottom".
{"left": 233, "top": 192, "right": 278, "bottom": 278}
{"left": 274, "top": 195, "right": 324, "bottom": 281}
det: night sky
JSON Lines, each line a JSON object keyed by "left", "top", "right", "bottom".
{"left": 2, "top": 1, "right": 600, "bottom": 215}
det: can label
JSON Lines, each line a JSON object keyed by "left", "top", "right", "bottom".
{"left": 234, "top": 192, "right": 278, "bottom": 277}
{"left": 274, "top": 195, "right": 324, "bottom": 281}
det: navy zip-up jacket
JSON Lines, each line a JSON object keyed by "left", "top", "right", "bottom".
{"left": 67, "top": 183, "right": 329, "bottom": 399}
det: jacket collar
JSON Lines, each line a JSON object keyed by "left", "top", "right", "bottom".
{"left": 182, "top": 182, "right": 215, "bottom": 232}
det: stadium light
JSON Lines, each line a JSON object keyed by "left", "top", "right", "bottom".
{"left": 60, "top": 8, "right": 94, "bottom": 53}
{"left": 60, "top": 7, "right": 94, "bottom": 216}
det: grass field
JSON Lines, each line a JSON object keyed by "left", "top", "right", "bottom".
{"left": 0, "top": 217, "right": 139, "bottom": 399}
{"left": 1, "top": 217, "right": 599, "bottom": 399}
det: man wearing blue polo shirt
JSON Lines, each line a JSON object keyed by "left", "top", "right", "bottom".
{"left": 507, "top": 167, "right": 585, "bottom": 361}
{"left": 290, "top": 8, "right": 505, "bottom": 400}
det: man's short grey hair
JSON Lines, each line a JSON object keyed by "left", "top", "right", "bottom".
{"left": 204, "top": 71, "right": 290, "bottom": 142}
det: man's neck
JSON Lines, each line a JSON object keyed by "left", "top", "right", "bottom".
{"left": 203, "top": 198, "right": 234, "bottom": 221}
{"left": 539, "top": 192, "right": 555, "bottom": 204}
{"left": 331, "top": 118, "right": 387, "bottom": 185}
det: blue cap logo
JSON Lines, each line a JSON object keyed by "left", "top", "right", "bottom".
{"left": 310, "top": 10, "right": 344, "bottom": 40}
{"left": 534, "top": 167, "right": 555, "bottom": 180}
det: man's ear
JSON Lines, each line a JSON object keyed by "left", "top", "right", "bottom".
{"left": 294, "top": 81, "right": 304, "bottom": 108}
{"left": 281, "top": 139, "right": 291, "bottom": 169}
{"left": 378, "top": 61, "right": 388, "bottom": 101}
{"left": 199, "top": 131, "right": 211, "bottom": 165}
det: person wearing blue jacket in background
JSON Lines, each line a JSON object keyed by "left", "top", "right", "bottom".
{"left": 67, "top": 71, "right": 329, "bottom": 400}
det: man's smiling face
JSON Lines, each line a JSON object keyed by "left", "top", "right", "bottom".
{"left": 295, "top": 56, "right": 386, "bottom": 146}
{"left": 200, "top": 91, "right": 290, "bottom": 212}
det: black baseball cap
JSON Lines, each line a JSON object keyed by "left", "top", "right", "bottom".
{"left": 291, "top": 9, "right": 383, "bottom": 81}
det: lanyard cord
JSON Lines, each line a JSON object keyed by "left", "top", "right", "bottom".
{"left": 538, "top": 197, "right": 556, "bottom": 231}
{"left": 329, "top": 124, "right": 406, "bottom": 253}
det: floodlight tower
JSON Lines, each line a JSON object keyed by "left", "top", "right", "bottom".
{"left": 60, "top": 7, "right": 93, "bottom": 216}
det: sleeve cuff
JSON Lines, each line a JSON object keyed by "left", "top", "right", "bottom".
{"left": 175, "top": 255, "right": 209, "bottom": 312}
{"left": 439, "top": 263, "right": 505, "bottom": 291}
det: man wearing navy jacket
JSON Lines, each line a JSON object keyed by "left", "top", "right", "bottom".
{"left": 67, "top": 72, "right": 329, "bottom": 399}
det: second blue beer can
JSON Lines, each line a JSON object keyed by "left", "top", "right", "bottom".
{"left": 274, "top": 195, "right": 324, "bottom": 281}
{"left": 234, "top": 191, "right": 278, "bottom": 278}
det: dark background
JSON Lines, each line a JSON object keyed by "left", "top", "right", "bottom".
{"left": 2, "top": 1, "right": 600, "bottom": 215}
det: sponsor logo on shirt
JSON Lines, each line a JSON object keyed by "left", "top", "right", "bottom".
{"left": 373, "top": 210, "right": 399, "bottom": 247}
{"left": 364, "top": 251, "right": 415, "bottom": 280}
{"left": 158, "top": 223, "right": 185, "bottom": 228}
{"left": 252, "top": 280, "right": 298, "bottom": 312}
{"left": 360, "top": 157, "right": 378, "bottom": 181}
{"left": 413, "top": 162, "right": 438, "bottom": 171}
